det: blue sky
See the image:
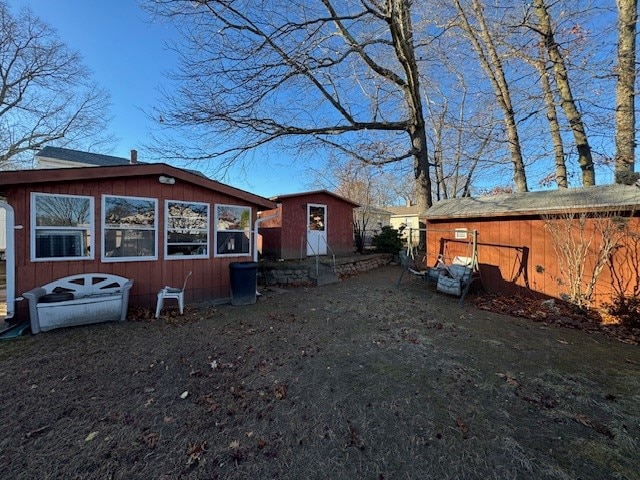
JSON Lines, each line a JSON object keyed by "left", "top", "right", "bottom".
{"left": 9, "top": 0, "right": 310, "bottom": 198}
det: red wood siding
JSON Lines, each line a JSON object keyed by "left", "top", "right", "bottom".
{"left": 8, "top": 175, "right": 263, "bottom": 316}
{"left": 424, "top": 215, "right": 640, "bottom": 305}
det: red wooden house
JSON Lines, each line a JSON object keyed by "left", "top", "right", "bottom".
{"left": 259, "top": 190, "right": 358, "bottom": 260}
{"left": 0, "top": 162, "right": 276, "bottom": 319}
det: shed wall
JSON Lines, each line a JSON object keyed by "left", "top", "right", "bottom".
{"left": 424, "top": 215, "right": 640, "bottom": 306}
{"left": 261, "top": 193, "right": 355, "bottom": 260}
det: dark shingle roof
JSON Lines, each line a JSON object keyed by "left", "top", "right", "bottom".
{"left": 36, "top": 146, "right": 134, "bottom": 167}
{"left": 425, "top": 185, "right": 640, "bottom": 219}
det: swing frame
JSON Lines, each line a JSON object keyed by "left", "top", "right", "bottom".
{"left": 396, "top": 227, "right": 481, "bottom": 305}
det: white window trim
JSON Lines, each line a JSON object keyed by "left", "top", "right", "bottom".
{"left": 214, "top": 203, "right": 252, "bottom": 258}
{"left": 164, "top": 199, "right": 210, "bottom": 260}
{"left": 454, "top": 228, "right": 468, "bottom": 240}
{"left": 30, "top": 192, "right": 95, "bottom": 262}
{"left": 101, "top": 194, "right": 158, "bottom": 263}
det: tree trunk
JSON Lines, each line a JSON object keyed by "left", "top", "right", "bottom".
{"left": 536, "top": 45, "right": 567, "bottom": 188}
{"left": 615, "top": 0, "right": 638, "bottom": 182}
{"left": 534, "top": 0, "right": 595, "bottom": 186}
{"left": 455, "top": 0, "right": 529, "bottom": 192}
{"left": 387, "top": 0, "right": 433, "bottom": 210}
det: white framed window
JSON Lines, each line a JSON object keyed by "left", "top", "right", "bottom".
{"left": 31, "top": 192, "right": 94, "bottom": 261}
{"left": 102, "top": 195, "right": 157, "bottom": 262}
{"left": 214, "top": 204, "right": 251, "bottom": 257}
{"left": 165, "top": 200, "right": 209, "bottom": 258}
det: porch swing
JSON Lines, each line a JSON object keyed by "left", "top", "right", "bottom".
{"left": 397, "top": 227, "right": 482, "bottom": 306}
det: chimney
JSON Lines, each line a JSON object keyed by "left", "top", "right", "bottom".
{"left": 130, "top": 149, "right": 138, "bottom": 164}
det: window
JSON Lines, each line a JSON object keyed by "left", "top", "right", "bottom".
{"left": 102, "top": 195, "right": 157, "bottom": 261}
{"left": 31, "top": 193, "right": 94, "bottom": 261}
{"left": 215, "top": 204, "right": 251, "bottom": 256}
{"left": 165, "top": 200, "right": 209, "bottom": 258}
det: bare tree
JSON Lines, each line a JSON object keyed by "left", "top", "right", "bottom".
{"left": 614, "top": 0, "right": 638, "bottom": 183}
{"left": 531, "top": 0, "right": 596, "bottom": 187}
{"left": 0, "top": 3, "right": 113, "bottom": 168}
{"left": 543, "top": 209, "right": 629, "bottom": 309}
{"left": 451, "top": 0, "right": 529, "bottom": 192}
{"left": 145, "top": 0, "right": 437, "bottom": 209}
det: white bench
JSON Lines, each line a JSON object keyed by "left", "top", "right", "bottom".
{"left": 23, "top": 273, "right": 134, "bottom": 334}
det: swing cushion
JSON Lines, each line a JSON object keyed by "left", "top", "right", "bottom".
{"left": 437, "top": 275, "right": 462, "bottom": 296}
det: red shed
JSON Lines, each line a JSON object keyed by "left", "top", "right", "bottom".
{"left": 259, "top": 190, "right": 358, "bottom": 260}
{"left": 421, "top": 185, "right": 640, "bottom": 306}
{"left": 0, "top": 163, "right": 276, "bottom": 319}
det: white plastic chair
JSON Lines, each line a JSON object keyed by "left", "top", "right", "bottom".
{"left": 155, "top": 271, "right": 192, "bottom": 318}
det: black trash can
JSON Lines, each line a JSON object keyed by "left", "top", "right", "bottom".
{"left": 229, "top": 261, "right": 258, "bottom": 306}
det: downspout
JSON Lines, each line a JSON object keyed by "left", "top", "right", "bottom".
{"left": 253, "top": 205, "right": 281, "bottom": 296}
{"left": 1, "top": 202, "right": 15, "bottom": 319}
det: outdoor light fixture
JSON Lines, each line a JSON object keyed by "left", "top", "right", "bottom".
{"left": 159, "top": 175, "right": 176, "bottom": 185}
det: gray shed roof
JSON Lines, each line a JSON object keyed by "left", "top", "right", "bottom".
{"left": 424, "top": 184, "right": 640, "bottom": 219}
{"left": 36, "top": 146, "right": 135, "bottom": 166}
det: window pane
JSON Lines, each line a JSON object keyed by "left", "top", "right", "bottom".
{"left": 103, "top": 195, "right": 157, "bottom": 261}
{"left": 167, "top": 201, "right": 209, "bottom": 258}
{"left": 105, "top": 197, "right": 155, "bottom": 228}
{"left": 35, "top": 230, "right": 87, "bottom": 258}
{"left": 36, "top": 196, "right": 91, "bottom": 227}
{"left": 309, "top": 206, "right": 325, "bottom": 231}
{"left": 217, "top": 232, "right": 250, "bottom": 255}
{"left": 104, "top": 229, "right": 155, "bottom": 257}
{"left": 217, "top": 205, "right": 250, "bottom": 231}
{"left": 33, "top": 193, "right": 93, "bottom": 260}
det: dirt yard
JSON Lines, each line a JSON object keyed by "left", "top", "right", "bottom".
{"left": 1, "top": 265, "right": 638, "bottom": 479}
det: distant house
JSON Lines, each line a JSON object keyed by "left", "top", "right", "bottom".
{"left": 422, "top": 185, "right": 640, "bottom": 305}
{"left": 34, "top": 146, "right": 140, "bottom": 168}
{"left": 353, "top": 205, "right": 392, "bottom": 248}
{"left": 0, "top": 161, "right": 276, "bottom": 320}
{"left": 259, "top": 190, "right": 359, "bottom": 260}
{"left": 386, "top": 203, "right": 421, "bottom": 246}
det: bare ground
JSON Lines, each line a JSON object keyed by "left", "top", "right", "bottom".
{"left": 0, "top": 265, "right": 638, "bottom": 480}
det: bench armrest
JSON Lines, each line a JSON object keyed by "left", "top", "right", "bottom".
{"left": 22, "top": 287, "right": 47, "bottom": 334}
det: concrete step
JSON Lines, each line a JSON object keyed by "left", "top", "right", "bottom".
{"left": 312, "top": 272, "right": 339, "bottom": 286}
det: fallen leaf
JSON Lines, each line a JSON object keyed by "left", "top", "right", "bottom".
{"left": 180, "top": 391, "right": 189, "bottom": 399}
{"left": 496, "top": 372, "right": 520, "bottom": 387}
{"left": 186, "top": 441, "right": 207, "bottom": 465}
{"left": 274, "top": 383, "right": 287, "bottom": 400}
{"left": 456, "top": 417, "right": 469, "bottom": 439}
{"left": 85, "top": 431, "right": 99, "bottom": 442}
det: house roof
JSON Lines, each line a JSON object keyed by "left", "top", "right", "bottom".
{"left": 424, "top": 184, "right": 640, "bottom": 220}
{"left": 270, "top": 189, "right": 360, "bottom": 207}
{"left": 36, "top": 146, "right": 136, "bottom": 167}
{"left": 354, "top": 205, "right": 393, "bottom": 216}
{"left": 0, "top": 163, "right": 276, "bottom": 210}
{"left": 385, "top": 205, "right": 420, "bottom": 216}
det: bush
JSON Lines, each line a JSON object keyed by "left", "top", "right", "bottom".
{"left": 372, "top": 226, "right": 403, "bottom": 253}
{"left": 606, "top": 295, "right": 640, "bottom": 329}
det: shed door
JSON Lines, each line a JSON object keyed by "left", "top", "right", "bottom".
{"left": 307, "top": 204, "right": 327, "bottom": 256}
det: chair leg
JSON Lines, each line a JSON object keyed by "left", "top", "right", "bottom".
{"left": 178, "top": 294, "right": 184, "bottom": 315}
{"left": 155, "top": 293, "right": 164, "bottom": 318}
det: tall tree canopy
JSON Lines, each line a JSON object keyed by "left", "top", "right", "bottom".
{"left": 0, "top": 2, "right": 113, "bottom": 168}
{"left": 147, "top": 0, "right": 637, "bottom": 200}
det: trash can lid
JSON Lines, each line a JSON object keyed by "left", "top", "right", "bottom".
{"left": 229, "top": 261, "right": 258, "bottom": 269}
